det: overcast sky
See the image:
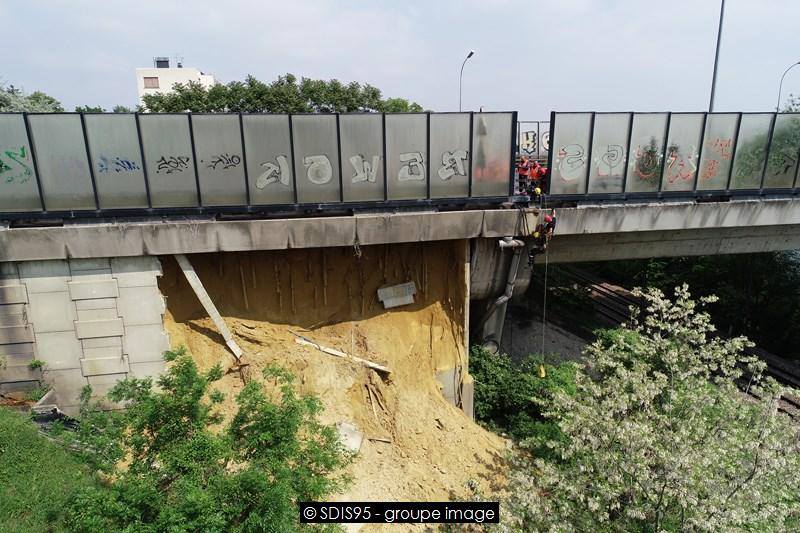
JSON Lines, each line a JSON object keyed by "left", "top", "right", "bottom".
{"left": 3, "top": 0, "right": 799, "bottom": 119}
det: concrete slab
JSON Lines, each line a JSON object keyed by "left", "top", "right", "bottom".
{"left": 69, "top": 258, "right": 111, "bottom": 271}
{"left": 0, "top": 285, "right": 27, "bottom": 305}
{"left": 17, "top": 260, "right": 70, "bottom": 293}
{"left": 336, "top": 422, "right": 363, "bottom": 453}
{"left": 0, "top": 315, "right": 26, "bottom": 327}
{"left": 80, "top": 355, "right": 129, "bottom": 376}
{"left": 129, "top": 360, "right": 167, "bottom": 379}
{"left": 124, "top": 324, "right": 169, "bottom": 363}
{"left": 117, "top": 286, "right": 165, "bottom": 326}
{"left": 69, "top": 271, "right": 113, "bottom": 283}
{"left": 28, "top": 291, "right": 77, "bottom": 333}
{"left": 76, "top": 309, "right": 120, "bottom": 322}
{"left": 87, "top": 372, "right": 128, "bottom": 400}
{"left": 0, "top": 342, "right": 35, "bottom": 357}
{"left": 111, "top": 256, "right": 162, "bottom": 287}
{"left": 43, "top": 368, "right": 88, "bottom": 408}
{"left": 0, "top": 364, "right": 42, "bottom": 382}
{"left": 75, "top": 318, "right": 124, "bottom": 339}
{"left": 2, "top": 351, "right": 36, "bottom": 367}
{"left": 82, "top": 336, "right": 123, "bottom": 349}
{"left": 0, "top": 325, "right": 34, "bottom": 344}
{"left": 82, "top": 346, "right": 123, "bottom": 360}
{"left": 35, "top": 331, "right": 83, "bottom": 370}
{"left": 75, "top": 298, "right": 117, "bottom": 310}
{"left": 68, "top": 279, "right": 119, "bottom": 300}
{"left": 0, "top": 303, "right": 26, "bottom": 316}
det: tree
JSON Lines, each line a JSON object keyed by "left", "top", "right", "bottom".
{"left": 142, "top": 73, "right": 424, "bottom": 113}
{"left": 74, "top": 105, "right": 106, "bottom": 113}
{"left": 112, "top": 105, "right": 132, "bottom": 113}
{"left": 63, "top": 347, "right": 351, "bottom": 532}
{"left": 0, "top": 83, "right": 63, "bottom": 112}
{"left": 504, "top": 286, "right": 800, "bottom": 531}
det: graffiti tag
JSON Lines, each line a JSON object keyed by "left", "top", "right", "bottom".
{"left": 256, "top": 155, "right": 291, "bottom": 189}
{"left": 700, "top": 159, "right": 720, "bottom": 181}
{"left": 707, "top": 137, "right": 733, "bottom": 160}
{"left": 156, "top": 155, "right": 191, "bottom": 174}
{"left": 0, "top": 147, "right": 33, "bottom": 184}
{"left": 97, "top": 155, "right": 140, "bottom": 174}
{"left": 398, "top": 152, "right": 425, "bottom": 181}
{"left": 350, "top": 155, "right": 380, "bottom": 184}
{"left": 596, "top": 144, "right": 624, "bottom": 177}
{"left": 303, "top": 154, "right": 333, "bottom": 185}
{"left": 520, "top": 131, "right": 537, "bottom": 155}
{"left": 665, "top": 145, "right": 698, "bottom": 183}
{"left": 556, "top": 144, "right": 585, "bottom": 181}
{"left": 633, "top": 141, "right": 662, "bottom": 181}
{"left": 438, "top": 149, "right": 468, "bottom": 181}
{"left": 203, "top": 153, "right": 242, "bottom": 171}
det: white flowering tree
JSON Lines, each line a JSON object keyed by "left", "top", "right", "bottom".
{"left": 504, "top": 285, "right": 800, "bottom": 531}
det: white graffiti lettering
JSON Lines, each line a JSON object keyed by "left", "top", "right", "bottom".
{"left": 350, "top": 154, "right": 380, "bottom": 184}
{"left": 398, "top": 152, "right": 425, "bottom": 181}
{"left": 255, "top": 155, "right": 290, "bottom": 189}
{"left": 304, "top": 154, "right": 333, "bottom": 185}
{"left": 437, "top": 149, "right": 468, "bottom": 181}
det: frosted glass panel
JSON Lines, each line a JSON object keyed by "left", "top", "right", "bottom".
{"left": 587, "top": 113, "right": 630, "bottom": 194}
{"left": 661, "top": 114, "right": 704, "bottom": 192}
{"left": 697, "top": 114, "right": 738, "bottom": 191}
{"left": 472, "top": 112, "right": 512, "bottom": 197}
{"left": 386, "top": 114, "right": 427, "bottom": 200}
{"left": 430, "top": 113, "right": 470, "bottom": 198}
{"left": 242, "top": 114, "right": 294, "bottom": 205}
{"left": 549, "top": 113, "right": 591, "bottom": 195}
{"left": 192, "top": 115, "right": 247, "bottom": 206}
{"left": 626, "top": 113, "right": 668, "bottom": 193}
{"left": 28, "top": 114, "right": 95, "bottom": 210}
{"left": 731, "top": 114, "right": 772, "bottom": 189}
{"left": 764, "top": 113, "right": 800, "bottom": 189}
{"left": 339, "top": 114, "right": 384, "bottom": 202}
{"left": 84, "top": 114, "right": 148, "bottom": 208}
{"left": 0, "top": 114, "right": 41, "bottom": 212}
{"left": 138, "top": 114, "right": 198, "bottom": 207}
{"left": 292, "top": 115, "right": 340, "bottom": 203}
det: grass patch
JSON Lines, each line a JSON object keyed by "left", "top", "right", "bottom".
{"left": 0, "top": 407, "right": 99, "bottom": 533}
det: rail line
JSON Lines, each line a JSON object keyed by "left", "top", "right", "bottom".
{"left": 557, "top": 266, "right": 800, "bottom": 418}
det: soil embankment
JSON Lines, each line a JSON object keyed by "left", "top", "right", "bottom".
{"left": 158, "top": 241, "right": 507, "bottom": 521}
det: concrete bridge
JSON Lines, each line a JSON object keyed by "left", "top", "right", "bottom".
{"left": 2, "top": 109, "right": 800, "bottom": 416}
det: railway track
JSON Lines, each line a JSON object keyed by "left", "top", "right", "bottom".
{"left": 557, "top": 267, "right": 800, "bottom": 418}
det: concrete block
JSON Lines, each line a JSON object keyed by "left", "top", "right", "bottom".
{"left": 0, "top": 364, "right": 42, "bottom": 382}
{"left": 75, "top": 298, "right": 117, "bottom": 310}
{"left": 77, "top": 309, "right": 120, "bottom": 322}
{"left": 75, "top": 318, "right": 124, "bottom": 339}
{"left": 125, "top": 325, "right": 169, "bottom": 363}
{"left": 336, "top": 422, "right": 363, "bottom": 453}
{"left": 117, "top": 286, "right": 165, "bottom": 326}
{"left": 460, "top": 373, "right": 475, "bottom": 420}
{"left": 43, "top": 368, "right": 88, "bottom": 408}
{"left": 0, "top": 315, "right": 26, "bottom": 327}
{"left": 129, "top": 360, "right": 167, "bottom": 380}
{"left": 82, "top": 346, "right": 123, "bottom": 360}
{"left": 436, "top": 367, "right": 459, "bottom": 406}
{"left": 111, "top": 256, "right": 162, "bottom": 287}
{"left": 377, "top": 281, "right": 416, "bottom": 309}
{"left": 80, "top": 355, "right": 129, "bottom": 376}
{"left": 0, "top": 303, "right": 26, "bottom": 316}
{"left": 68, "top": 279, "right": 119, "bottom": 300}
{"left": 69, "top": 258, "right": 110, "bottom": 271}
{"left": 0, "top": 325, "right": 34, "bottom": 344}
{"left": 0, "top": 342, "right": 35, "bottom": 357}
{"left": 35, "top": 331, "right": 83, "bottom": 370}
{"left": 0, "top": 380, "right": 39, "bottom": 395}
{"left": 82, "top": 336, "right": 122, "bottom": 349}
{"left": 2, "top": 350, "right": 36, "bottom": 368}
{"left": 17, "top": 260, "right": 70, "bottom": 293}
{"left": 87, "top": 372, "right": 128, "bottom": 401}
{"left": 28, "top": 291, "right": 77, "bottom": 333}
{"left": 69, "top": 271, "right": 113, "bottom": 283}
{"left": 0, "top": 262, "right": 18, "bottom": 277}
{"left": 0, "top": 285, "right": 27, "bottom": 304}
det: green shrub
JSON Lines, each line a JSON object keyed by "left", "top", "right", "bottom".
{"left": 470, "top": 346, "right": 576, "bottom": 458}
{"left": 27, "top": 359, "right": 45, "bottom": 370}
{"left": 62, "top": 347, "right": 351, "bottom": 532}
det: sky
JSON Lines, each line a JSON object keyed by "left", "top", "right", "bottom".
{"left": 2, "top": 0, "right": 799, "bottom": 120}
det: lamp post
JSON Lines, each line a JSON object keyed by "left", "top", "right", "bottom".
{"left": 776, "top": 61, "right": 800, "bottom": 112}
{"left": 459, "top": 50, "right": 475, "bottom": 112}
{"left": 709, "top": 0, "right": 725, "bottom": 111}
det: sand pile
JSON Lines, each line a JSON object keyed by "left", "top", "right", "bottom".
{"left": 158, "top": 241, "right": 507, "bottom": 524}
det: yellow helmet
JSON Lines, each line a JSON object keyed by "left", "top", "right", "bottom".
{"left": 533, "top": 231, "right": 540, "bottom": 238}
{"left": 534, "top": 187, "right": 542, "bottom": 195}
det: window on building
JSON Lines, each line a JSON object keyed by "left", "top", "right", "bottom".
{"left": 143, "top": 77, "right": 160, "bottom": 89}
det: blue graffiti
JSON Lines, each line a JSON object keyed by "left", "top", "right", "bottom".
{"left": 98, "top": 155, "right": 141, "bottom": 174}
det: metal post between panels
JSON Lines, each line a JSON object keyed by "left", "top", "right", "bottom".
{"left": 758, "top": 113, "right": 777, "bottom": 193}
{"left": 288, "top": 114, "right": 298, "bottom": 204}
{"left": 546, "top": 111, "right": 555, "bottom": 195}
{"left": 584, "top": 112, "right": 596, "bottom": 195}
{"left": 692, "top": 113, "right": 709, "bottom": 193}
{"left": 725, "top": 113, "right": 743, "bottom": 191}
{"left": 657, "top": 113, "right": 672, "bottom": 194}
{"left": 335, "top": 114, "right": 344, "bottom": 203}
{"left": 792, "top": 119, "right": 800, "bottom": 191}
{"left": 238, "top": 113, "right": 251, "bottom": 207}
{"left": 426, "top": 113, "right": 431, "bottom": 199}
{"left": 468, "top": 111, "right": 474, "bottom": 197}
{"left": 509, "top": 111, "right": 518, "bottom": 196}
{"left": 187, "top": 114, "right": 202, "bottom": 207}
{"left": 22, "top": 113, "right": 47, "bottom": 212}
{"left": 382, "top": 113, "right": 388, "bottom": 201}
{"left": 134, "top": 113, "right": 153, "bottom": 208}
{"left": 79, "top": 113, "right": 101, "bottom": 210}
{"left": 620, "top": 112, "right": 634, "bottom": 195}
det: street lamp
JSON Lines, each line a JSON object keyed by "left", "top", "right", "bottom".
{"left": 776, "top": 61, "right": 800, "bottom": 112}
{"left": 709, "top": 0, "right": 725, "bottom": 111}
{"left": 459, "top": 50, "right": 475, "bottom": 112}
